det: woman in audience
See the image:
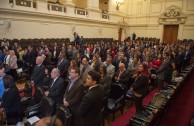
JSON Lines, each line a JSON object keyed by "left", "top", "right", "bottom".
{"left": 130, "top": 63, "right": 149, "bottom": 115}
{"left": 152, "top": 53, "right": 162, "bottom": 69}
{"left": 68, "top": 60, "right": 78, "bottom": 76}
{"left": 42, "top": 66, "right": 53, "bottom": 91}
{"left": 0, "top": 75, "right": 22, "bottom": 125}
{"left": 0, "top": 66, "right": 5, "bottom": 100}
{"left": 98, "top": 64, "right": 111, "bottom": 95}
{"left": 8, "top": 50, "right": 18, "bottom": 81}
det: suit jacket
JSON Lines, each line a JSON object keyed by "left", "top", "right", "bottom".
{"left": 1, "top": 86, "right": 22, "bottom": 124}
{"left": 64, "top": 78, "right": 84, "bottom": 126}
{"left": 131, "top": 75, "right": 149, "bottom": 96}
{"left": 9, "top": 55, "right": 18, "bottom": 69}
{"left": 80, "top": 64, "right": 92, "bottom": 83}
{"left": 57, "top": 58, "right": 69, "bottom": 78}
{"left": 99, "top": 75, "right": 111, "bottom": 94}
{"left": 26, "top": 50, "right": 36, "bottom": 66}
{"left": 115, "top": 69, "right": 130, "bottom": 86}
{"left": 64, "top": 78, "right": 84, "bottom": 111}
{"left": 104, "top": 63, "right": 115, "bottom": 79}
{"left": 157, "top": 59, "right": 170, "bottom": 80}
{"left": 31, "top": 64, "right": 45, "bottom": 86}
{"left": 79, "top": 85, "right": 105, "bottom": 126}
{"left": 48, "top": 77, "right": 66, "bottom": 104}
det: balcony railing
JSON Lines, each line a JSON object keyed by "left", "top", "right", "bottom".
{"left": 9, "top": 0, "right": 37, "bottom": 8}
{"left": 102, "top": 13, "right": 109, "bottom": 20}
{"left": 75, "top": 7, "right": 88, "bottom": 16}
{"left": 47, "top": 2, "right": 66, "bottom": 13}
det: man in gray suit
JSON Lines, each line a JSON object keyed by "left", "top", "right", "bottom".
{"left": 63, "top": 67, "right": 84, "bottom": 126}
{"left": 157, "top": 52, "right": 170, "bottom": 90}
{"left": 80, "top": 56, "right": 92, "bottom": 84}
{"left": 104, "top": 56, "right": 115, "bottom": 79}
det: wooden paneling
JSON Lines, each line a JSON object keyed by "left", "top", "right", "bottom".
{"left": 163, "top": 25, "right": 179, "bottom": 44}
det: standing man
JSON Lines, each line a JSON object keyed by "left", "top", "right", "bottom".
{"left": 79, "top": 70, "right": 105, "bottom": 126}
{"left": 57, "top": 53, "right": 69, "bottom": 79}
{"left": 45, "top": 68, "right": 65, "bottom": 104}
{"left": 80, "top": 56, "right": 92, "bottom": 84}
{"left": 31, "top": 56, "right": 45, "bottom": 86}
{"left": 63, "top": 67, "right": 84, "bottom": 126}
{"left": 157, "top": 52, "right": 170, "bottom": 90}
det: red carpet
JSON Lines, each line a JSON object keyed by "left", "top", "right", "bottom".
{"left": 159, "top": 72, "right": 194, "bottom": 126}
{"left": 109, "top": 89, "right": 159, "bottom": 126}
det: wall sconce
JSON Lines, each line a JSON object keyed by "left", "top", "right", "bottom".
{"left": 115, "top": 0, "right": 124, "bottom": 11}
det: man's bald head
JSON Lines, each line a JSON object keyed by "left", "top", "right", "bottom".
{"left": 36, "top": 56, "right": 43, "bottom": 65}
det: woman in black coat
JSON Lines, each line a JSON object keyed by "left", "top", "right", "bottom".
{"left": 98, "top": 64, "right": 111, "bottom": 95}
{"left": 0, "top": 75, "right": 22, "bottom": 125}
{"left": 130, "top": 63, "right": 149, "bottom": 115}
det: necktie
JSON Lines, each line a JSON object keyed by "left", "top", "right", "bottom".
{"left": 68, "top": 82, "right": 74, "bottom": 91}
{"left": 81, "top": 66, "right": 86, "bottom": 74}
{"left": 50, "top": 80, "right": 55, "bottom": 88}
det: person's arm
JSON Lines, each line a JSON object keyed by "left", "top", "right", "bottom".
{"left": 67, "top": 85, "right": 84, "bottom": 106}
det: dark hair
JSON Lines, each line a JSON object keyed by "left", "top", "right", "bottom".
{"left": 88, "top": 70, "right": 101, "bottom": 84}
{"left": 3, "top": 75, "right": 15, "bottom": 89}
{"left": 164, "top": 52, "right": 169, "bottom": 56}
{"left": 0, "top": 65, "right": 4, "bottom": 70}
{"left": 71, "top": 67, "right": 80, "bottom": 76}
{"left": 98, "top": 64, "right": 107, "bottom": 76}
{"left": 81, "top": 55, "right": 89, "bottom": 61}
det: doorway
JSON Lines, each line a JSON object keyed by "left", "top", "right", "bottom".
{"left": 163, "top": 25, "right": 179, "bottom": 44}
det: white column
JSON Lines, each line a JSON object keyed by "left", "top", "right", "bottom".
{"left": 178, "top": 24, "right": 184, "bottom": 40}
{"left": 65, "top": 0, "right": 75, "bottom": 16}
{"left": 108, "top": 0, "right": 117, "bottom": 13}
{"left": 87, "top": 0, "right": 100, "bottom": 10}
{"left": 159, "top": 24, "right": 164, "bottom": 42}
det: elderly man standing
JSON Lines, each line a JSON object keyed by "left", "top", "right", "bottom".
{"left": 31, "top": 56, "right": 45, "bottom": 87}
{"left": 45, "top": 68, "right": 65, "bottom": 104}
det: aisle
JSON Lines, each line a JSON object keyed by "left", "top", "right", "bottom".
{"left": 159, "top": 72, "right": 194, "bottom": 126}
{"left": 109, "top": 89, "right": 159, "bottom": 126}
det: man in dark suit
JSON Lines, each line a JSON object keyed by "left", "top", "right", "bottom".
{"left": 182, "top": 46, "right": 192, "bottom": 69}
{"left": 63, "top": 67, "right": 85, "bottom": 126}
{"left": 31, "top": 56, "right": 45, "bottom": 86}
{"left": 90, "top": 55, "right": 101, "bottom": 72}
{"left": 57, "top": 53, "right": 69, "bottom": 79}
{"left": 115, "top": 63, "right": 130, "bottom": 88}
{"left": 79, "top": 70, "right": 105, "bottom": 126}
{"left": 45, "top": 68, "right": 66, "bottom": 104}
{"left": 26, "top": 45, "right": 36, "bottom": 77}
{"left": 157, "top": 52, "right": 170, "bottom": 90}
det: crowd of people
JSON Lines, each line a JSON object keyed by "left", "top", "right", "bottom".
{"left": 0, "top": 37, "right": 193, "bottom": 126}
